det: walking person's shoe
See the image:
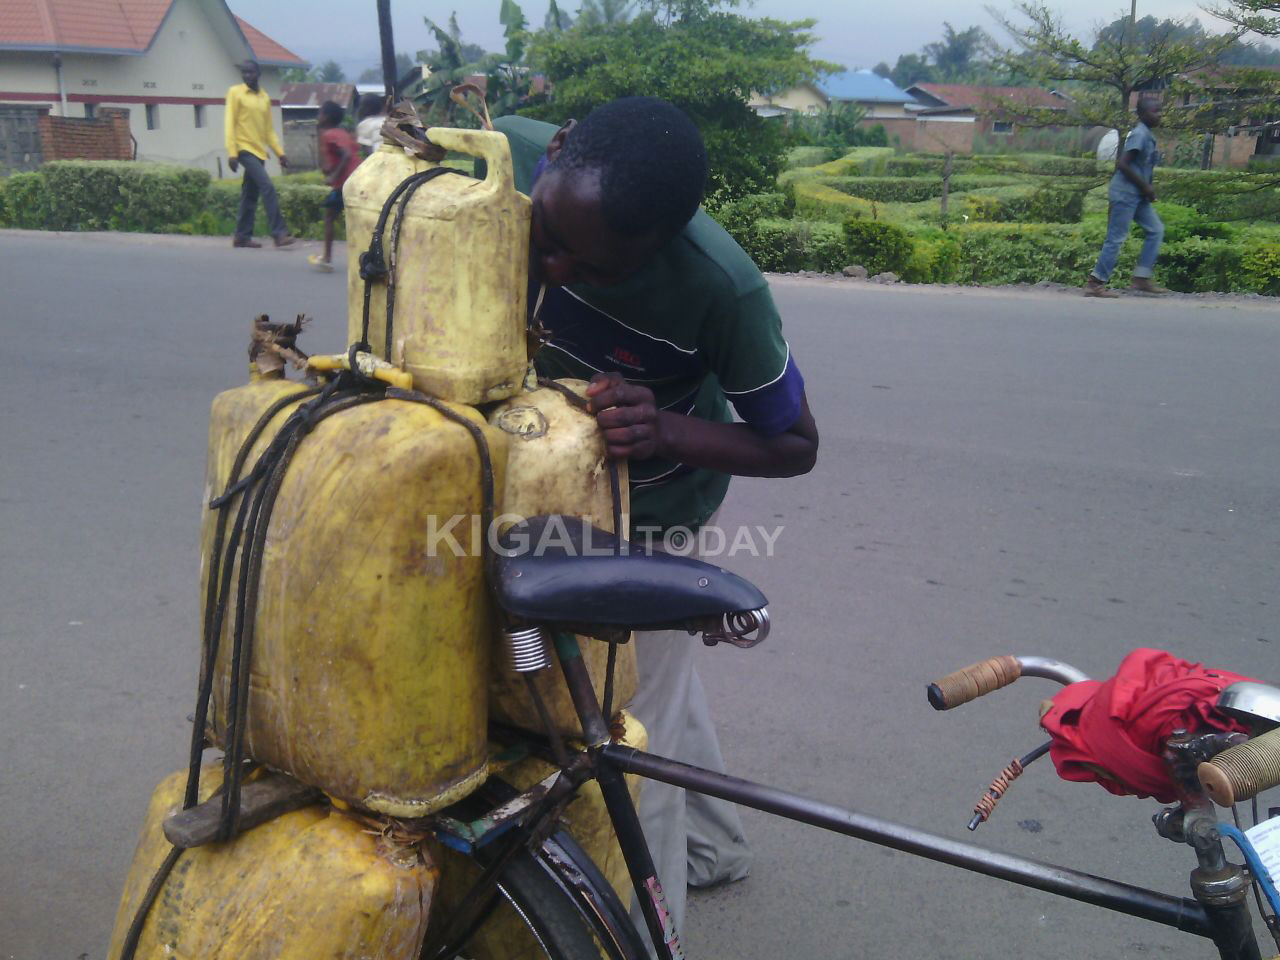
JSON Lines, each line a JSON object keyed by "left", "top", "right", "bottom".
{"left": 307, "top": 254, "right": 335, "bottom": 273}
{"left": 1130, "top": 277, "right": 1170, "bottom": 295}
{"left": 273, "top": 234, "right": 297, "bottom": 248}
{"left": 232, "top": 236, "right": 262, "bottom": 248}
{"left": 1083, "top": 276, "right": 1120, "bottom": 298}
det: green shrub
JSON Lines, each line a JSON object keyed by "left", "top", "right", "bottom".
{"left": 827, "top": 174, "right": 1022, "bottom": 203}
{"left": 901, "top": 232, "right": 960, "bottom": 283}
{"left": 2, "top": 171, "right": 50, "bottom": 228}
{"left": 39, "top": 161, "right": 210, "bottom": 231}
{"left": 811, "top": 146, "right": 896, "bottom": 177}
{"left": 743, "top": 219, "right": 847, "bottom": 273}
{"left": 1240, "top": 242, "right": 1280, "bottom": 296}
{"left": 960, "top": 185, "right": 1084, "bottom": 224}
{"left": 951, "top": 223, "right": 1101, "bottom": 285}
{"left": 275, "top": 183, "right": 330, "bottom": 239}
{"left": 1158, "top": 237, "right": 1246, "bottom": 293}
{"left": 793, "top": 179, "right": 875, "bottom": 222}
{"left": 842, "top": 220, "right": 913, "bottom": 275}
{"left": 786, "top": 146, "right": 836, "bottom": 169}
{"left": 1247, "top": 155, "right": 1280, "bottom": 173}
{"left": 711, "top": 192, "right": 790, "bottom": 243}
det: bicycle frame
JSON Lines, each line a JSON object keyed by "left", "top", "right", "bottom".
{"left": 526, "top": 630, "right": 1261, "bottom": 960}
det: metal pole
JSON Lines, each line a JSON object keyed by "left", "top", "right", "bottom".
{"left": 376, "top": 0, "right": 397, "bottom": 103}
{"left": 603, "top": 745, "right": 1216, "bottom": 939}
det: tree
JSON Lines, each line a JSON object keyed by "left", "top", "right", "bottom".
{"left": 527, "top": 11, "right": 833, "bottom": 204}
{"left": 1207, "top": 0, "right": 1280, "bottom": 38}
{"left": 884, "top": 52, "right": 936, "bottom": 88}
{"left": 989, "top": 2, "right": 1245, "bottom": 133}
{"left": 313, "top": 60, "right": 347, "bottom": 83}
{"left": 924, "top": 23, "right": 991, "bottom": 80}
{"left": 575, "top": 0, "right": 634, "bottom": 27}
{"left": 545, "top": 0, "right": 573, "bottom": 31}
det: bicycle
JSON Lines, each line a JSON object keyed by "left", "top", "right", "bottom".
{"left": 161, "top": 513, "right": 1280, "bottom": 960}
{"left": 419, "top": 514, "right": 1280, "bottom": 960}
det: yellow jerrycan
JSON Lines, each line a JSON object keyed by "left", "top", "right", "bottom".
{"left": 486, "top": 380, "right": 638, "bottom": 735}
{"left": 434, "top": 711, "right": 648, "bottom": 960}
{"left": 343, "top": 127, "right": 530, "bottom": 404}
{"left": 107, "top": 767, "right": 437, "bottom": 960}
{"left": 200, "top": 364, "right": 507, "bottom": 817}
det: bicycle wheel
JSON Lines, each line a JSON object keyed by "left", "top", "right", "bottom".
{"left": 433, "top": 843, "right": 630, "bottom": 960}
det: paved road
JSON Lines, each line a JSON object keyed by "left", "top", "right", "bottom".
{"left": 2, "top": 231, "right": 1278, "bottom": 960}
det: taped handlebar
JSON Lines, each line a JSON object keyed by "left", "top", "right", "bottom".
{"left": 928, "top": 656, "right": 1022, "bottom": 711}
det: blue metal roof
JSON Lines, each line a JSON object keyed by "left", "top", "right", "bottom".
{"left": 822, "top": 69, "right": 916, "bottom": 104}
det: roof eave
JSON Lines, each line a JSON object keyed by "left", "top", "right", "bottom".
{"left": 0, "top": 43, "right": 145, "bottom": 56}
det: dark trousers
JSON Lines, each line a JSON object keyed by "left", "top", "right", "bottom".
{"left": 235, "top": 151, "right": 287, "bottom": 240}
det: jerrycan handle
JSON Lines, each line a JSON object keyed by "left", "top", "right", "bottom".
{"left": 425, "top": 127, "right": 515, "bottom": 196}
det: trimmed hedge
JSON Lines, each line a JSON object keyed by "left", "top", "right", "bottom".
{"left": 827, "top": 174, "right": 1023, "bottom": 203}
{"left": 0, "top": 172, "right": 48, "bottom": 229}
{"left": 39, "top": 161, "right": 209, "bottom": 231}
{"left": 962, "top": 185, "right": 1084, "bottom": 224}
{"left": 786, "top": 146, "right": 836, "bottom": 168}
{"left": 791, "top": 179, "right": 875, "bottom": 222}
{"left": 881, "top": 153, "right": 1098, "bottom": 178}
{"left": 1, "top": 160, "right": 339, "bottom": 239}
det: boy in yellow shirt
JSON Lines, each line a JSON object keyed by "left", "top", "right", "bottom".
{"left": 224, "top": 60, "right": 295, "bottom": 248}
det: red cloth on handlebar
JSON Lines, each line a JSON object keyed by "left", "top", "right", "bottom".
{"left": 1039, "top": 648, "right": 1254, "bottom": 803}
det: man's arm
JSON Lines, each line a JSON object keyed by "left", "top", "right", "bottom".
{"left": 225, "top": 89, "right": 239, "bottom": 171}
{"left": 587, "top": 374, "right": 819, "bottom": 478}
{"left": 1116, "top": 148, "right": 1155, "bottom": 200}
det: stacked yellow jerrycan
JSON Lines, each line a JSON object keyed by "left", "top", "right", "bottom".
{"left": 108, "top": 768, "right": 437, "bottom": 960}
{"left": 343, "top": 126, "right": 530, "bottom": 403}
{"left": 201, "top": 381, "right": 507, "bottom": 816}
{"left": 486, "top": 379, "right": 638, "bottom": 733}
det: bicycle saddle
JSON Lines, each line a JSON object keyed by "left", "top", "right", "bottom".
{"left": 493, "top": 515, "right": 768, "bottom": 630}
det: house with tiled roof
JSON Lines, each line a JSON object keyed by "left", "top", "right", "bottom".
{"left": 0, "top": 0, "right": 305, "bottom": 174}
{"left": 904, "top": 83, "right": 1070, "bottom": 136}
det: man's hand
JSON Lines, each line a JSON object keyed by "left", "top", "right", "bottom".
{"left": 1143, "top": 187, "right": 1157, "bottom": 202}
{"left": 586, "top": 372, "right": 662, "bottom": 461}
{"left": 228, "top": 156, "right": 239, "bottom": 173}
{"left": 279, "top": 155, "right": 289, "bottom": 170}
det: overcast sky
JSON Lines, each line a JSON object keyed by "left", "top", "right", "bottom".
{"left": 233, "top": 1, "right": 1224, "bottom": 81}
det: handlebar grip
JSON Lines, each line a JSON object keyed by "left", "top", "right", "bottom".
{"left": 1197, "top": 727, "right": 1280, "bottom": 807}
{"left": 928, "top": 656, "right": 1022, "bottom": 711}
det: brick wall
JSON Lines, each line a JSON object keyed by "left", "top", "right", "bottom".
{"left": 915, "top": 118, "right": 976, "bottom": 155}
{"left": 37, "top": 108, "right": 134, "bottom": 162}
{"left": 867, "top": 117, "right": 918, "bottom": 151}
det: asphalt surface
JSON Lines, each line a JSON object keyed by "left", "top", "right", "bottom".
{"left": 2, "top": 231, "right": 1278, "bottom": 960}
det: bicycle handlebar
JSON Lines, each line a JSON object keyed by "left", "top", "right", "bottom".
{"left": 1197, "top": 727, "right": 1280, "bottom": 806}
{"left": 928, "top": 656, "right": 1022, "bottom": 711}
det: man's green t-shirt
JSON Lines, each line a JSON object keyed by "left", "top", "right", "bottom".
{"left": 494, "top": 115, "right": 805, "bottom": 534}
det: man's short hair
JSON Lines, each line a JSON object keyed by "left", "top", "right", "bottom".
{"left": 550, "top": 97, "right": 708, "bottom": 238}
{"left": 320, "top": 100, "right": 345, "bottom": 126}
{"left": 239, "top": 59, "right": 259, "bottom": 71}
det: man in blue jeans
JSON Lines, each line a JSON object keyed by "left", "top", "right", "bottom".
{"left": 1084, "top": 96, "right": 1168, "bottom": 297}
{"left": 224, "top": 61, "right": 295, "bottom": 249}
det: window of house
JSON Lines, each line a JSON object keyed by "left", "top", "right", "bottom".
{"left": 194, "top": 104, "right": 206, "bottom": 128}
{"left": 145, "top": 104, "right": 158, "bottom": 130}
{"left": 83, "top": 103, "right": 96, "bottom": 119}
{"left": 992, "top": 120, "right": 1014, "bottom": 134}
